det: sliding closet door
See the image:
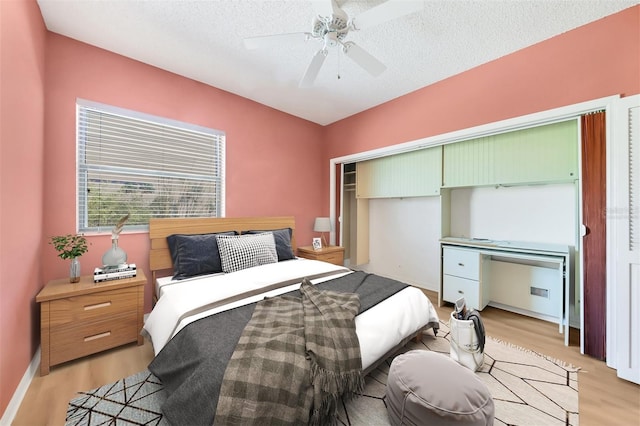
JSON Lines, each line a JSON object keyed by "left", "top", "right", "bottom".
{"left": 581, "top": 111, "right": 607, "bottom": 360}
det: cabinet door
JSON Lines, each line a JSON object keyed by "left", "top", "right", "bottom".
{"left": 356, "top": 160, "right": 373, "bottom": 198}
{"left": 443, "top": 120, "right": 578, "bottom": 187}
{"left": 356, "top": 147, "right": 442, "bottom": 198}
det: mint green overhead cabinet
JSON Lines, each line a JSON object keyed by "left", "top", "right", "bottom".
{"left": 356, "top": 146, "right": 442, "bottom": 198}
{"left": 442, "top": 120, "right": 578, "bottom": 188}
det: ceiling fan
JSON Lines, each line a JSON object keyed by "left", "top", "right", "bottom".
{"left": 243, "top": 0, "right": 424, "bottom": 87}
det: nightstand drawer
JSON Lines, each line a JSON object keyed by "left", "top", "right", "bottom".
{"left": 443, "top": 247, "right": 480, "bottom": 280}
{"left": 321, "top": 251, "right": 344, "bottom": 265}
{"left": 49, "top": 286, "right": 138, "bottom": 327}
{"left": 50, "top": 312, "right": 138, "bottom": 365}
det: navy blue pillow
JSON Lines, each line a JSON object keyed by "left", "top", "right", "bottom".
{"left": 242, "top": 228, "right": 296, "bottom": 261}
{"left": 167, "top": 231, "right": 236, "bottom": 280}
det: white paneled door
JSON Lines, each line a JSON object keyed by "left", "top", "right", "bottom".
{"left": 609, "top": 94, "right": 639, "bottom": 384}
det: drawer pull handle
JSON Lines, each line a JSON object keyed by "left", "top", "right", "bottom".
{"left": 84, "top": 301, "right": 111, "bottom": 311}
{"left": 458, "top": 263, "right": 464, "bottom": 266}
{"left": 84, "top": 331, "right": 111, "bottom": 342}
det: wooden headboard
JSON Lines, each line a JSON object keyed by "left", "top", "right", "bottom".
{"left": 149, "top": 216, "right": 297, "bottom": 280}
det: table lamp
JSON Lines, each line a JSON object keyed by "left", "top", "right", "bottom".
{"left": 313, "top": 217, "right": 332, "bottom": 248}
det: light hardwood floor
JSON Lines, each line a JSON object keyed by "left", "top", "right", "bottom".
{"left": 12, "top": 291, "right": 640, "bottom": 425}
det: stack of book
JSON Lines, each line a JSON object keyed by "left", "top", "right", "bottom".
{"left": 94, "top": 263, "right": 137, "bottom": 283}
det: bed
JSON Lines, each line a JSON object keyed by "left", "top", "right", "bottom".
{"left": 143, "top": 216, "right": 439, "bottom": 425}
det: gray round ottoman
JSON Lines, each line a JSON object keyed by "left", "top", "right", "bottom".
{"left": 385, "top": 350, "right": 494, "bottom": 425}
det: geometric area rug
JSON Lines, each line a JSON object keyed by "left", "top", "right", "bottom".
{"left": 66, "top": 320, "right": 579, "bottom": 426}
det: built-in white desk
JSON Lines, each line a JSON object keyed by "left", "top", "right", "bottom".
{"left": 439, "top": 237, "right": 572, "bottom": 345}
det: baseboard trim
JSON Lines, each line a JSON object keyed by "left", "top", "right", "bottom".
{"left": 0, "top": 347, "right": 40, "bottom": 426}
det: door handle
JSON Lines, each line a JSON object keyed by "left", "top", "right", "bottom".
{"left": 580, "top": 224, "right": 588, "bottom": 237}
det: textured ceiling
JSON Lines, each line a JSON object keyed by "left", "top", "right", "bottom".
{"left": 37, "top": 0, "right": 638, "bottom": 125}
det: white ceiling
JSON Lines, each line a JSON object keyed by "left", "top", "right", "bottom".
{"left": 37, "top": 0, "right": 637, "bottom": 125}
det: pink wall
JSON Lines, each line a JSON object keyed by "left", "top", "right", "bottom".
{"left": 324, "top": 6, "right": 640, "bottom": 165}
{"left": 43, "top": 34, "right": 326, "bottom": 313}
{"left": 0, "top": 0, "right": 47, "bottom": 416}
{"left": 1, "top": 1, "right": 638, "bottom": 420}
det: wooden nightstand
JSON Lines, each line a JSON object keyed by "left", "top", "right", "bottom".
{"left": 36, "top": 270, "right": 146, "bottom": 375}
{"left": 297, "top": 245, "right": 345, "bottom": 266}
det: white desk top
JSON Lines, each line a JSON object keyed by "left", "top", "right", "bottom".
{"left": 440, "top": 237, "right": 570, "bottom": 255}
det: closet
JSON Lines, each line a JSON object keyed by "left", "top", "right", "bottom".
{"left": 342, "top": 147, "right": 442, "bottom": 267}
{"left": 334, "top": 95, "right": 638, "bottom": 381}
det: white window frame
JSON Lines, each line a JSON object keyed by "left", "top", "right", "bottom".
{"left": 77, "top": 99, "right": 225, "bottom": 233}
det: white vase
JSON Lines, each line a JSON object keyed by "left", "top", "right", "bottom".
{"left": 70, "top": 257, "right": 81, "bottom": 283}
{"left": 102, "top": 238, "right": 127, "bottom": 267}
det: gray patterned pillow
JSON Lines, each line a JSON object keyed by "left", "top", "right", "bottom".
{"left": 216, "top": 232, "right": 278, "bottom": 273}
{"left": 241, "top": 228, "right": 295, "bottom": 261}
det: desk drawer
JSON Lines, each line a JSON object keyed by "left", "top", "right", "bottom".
{"left": 443, "top": 275, "right": 480, "bottom": 310}
{"left": 443, "top": 247, "right": 480, "bottom": 280}
{"left": 50, "top": 313, "right": 138, "bottom": 366}
{"left": 49, "top": 287, "right": 138, "bottom": 327}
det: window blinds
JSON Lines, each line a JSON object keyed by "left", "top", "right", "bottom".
{"left": 77, "top": 100, "right": 225, "bottom": 233}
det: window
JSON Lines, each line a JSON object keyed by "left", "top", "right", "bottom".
{"left": 77, "top": 99, "right": 225, "bottom": 233}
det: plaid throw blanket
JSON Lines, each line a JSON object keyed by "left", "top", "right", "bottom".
{"left": 215, "top": 277, "right": 364, "bottom": 425}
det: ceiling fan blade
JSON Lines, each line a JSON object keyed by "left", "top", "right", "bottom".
{"left": 342, "top": 42, "right": 386, "bottom": 77}
{"left": 243, "top": 32, "right": 310, "bottom": 50}
{"left": 310, "top": 0, "right": 336, "bottom": 18}
{"left": 299, "top": 49, "right": 328, "bottom": 87}
{"left": 351, "top": 0, "right": 424, "bottom": 30}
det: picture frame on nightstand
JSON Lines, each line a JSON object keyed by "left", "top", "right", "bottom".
{"left": 312, "top": 237, "right": 322, "bottom": 250}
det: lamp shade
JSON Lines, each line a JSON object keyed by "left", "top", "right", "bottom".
{"left": 313, "top": 217, "right": 332, "bottom": 233}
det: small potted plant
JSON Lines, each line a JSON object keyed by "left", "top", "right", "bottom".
{"left": 49, "top": 234, "right": 89, "bottom": 283}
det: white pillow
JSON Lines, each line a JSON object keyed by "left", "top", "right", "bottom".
{"left": 216, "top": 233, "right": 278, "bottom": 273}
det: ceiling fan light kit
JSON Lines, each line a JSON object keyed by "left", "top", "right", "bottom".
{"left": 243, "top": 0, "right": 424, "bottom": 87}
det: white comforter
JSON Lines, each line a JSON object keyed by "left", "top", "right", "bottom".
{"left": 143, "top": 258, "right": 439, "bottom": 370}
